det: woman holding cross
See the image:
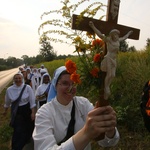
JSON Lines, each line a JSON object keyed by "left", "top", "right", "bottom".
{"left": 33, "top": 66, "right": 119, "bottom": 150}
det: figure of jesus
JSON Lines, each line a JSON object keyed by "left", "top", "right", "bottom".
{"left": 89, "top": 21, "right": 133, "bottom": 100}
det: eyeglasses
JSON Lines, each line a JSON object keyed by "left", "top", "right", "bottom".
{"left": 58, "top": 81, "right": 74, "bottom": 88}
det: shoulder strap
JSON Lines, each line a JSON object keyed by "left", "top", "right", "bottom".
{"left": 13, "top": 84, "right": 27, "bottom": 104}
{"left": 44, "top": 83, "right": 51, "bottom": 93}
{"left": 30, "top": 74, "right": 34, "bottom": 80}
{"left": 58, "top": 100, "right": 75, "bottom": 145}
{"left": 17, "top": 84, "right": 27, "bottom": 101}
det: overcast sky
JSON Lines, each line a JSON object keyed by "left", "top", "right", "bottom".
{"left": 0, "top": 0, "right": 150, "bottom": 59}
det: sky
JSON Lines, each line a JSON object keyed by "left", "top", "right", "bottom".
{"left": 0, "top": 0, "right": 150, "bottom": 59}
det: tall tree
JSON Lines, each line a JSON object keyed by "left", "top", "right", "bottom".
{"left": 21, "top": 55, "right": 29, "bottom": 66}
{"left": 39, "top": 34, "right": 56, "bottom": 61}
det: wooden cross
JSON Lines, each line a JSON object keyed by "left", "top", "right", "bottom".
{"left": 72, "top": 1, "right": 141, "bottom": 140}
{"left": 71, "top": 0, "right": 140, "bottom": 40}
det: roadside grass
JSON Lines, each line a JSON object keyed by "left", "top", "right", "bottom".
{"left": 0, "top": 85, "right": 12, "bottom": 150}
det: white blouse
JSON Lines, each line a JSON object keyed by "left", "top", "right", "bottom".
{"left": 35, "top": 83, "right": 50, "bottom": 101}
{"left": 33, "top": 96, "right": 119, "bottom": 150}
{"left": 35, "top": 83, "right": 50, "bottom": 109}
{"left": 4, "top": 83, "right": 36, "bottom": 109}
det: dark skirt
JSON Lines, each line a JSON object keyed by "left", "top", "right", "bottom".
{"left": 11, "top": 103, "right": 34, "bottom": 150}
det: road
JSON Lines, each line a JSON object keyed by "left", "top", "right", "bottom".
{"left": 0, "top": 68, "right": 19, "bottom": 93}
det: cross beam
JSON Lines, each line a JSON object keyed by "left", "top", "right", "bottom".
{"left": 72, "top": 14, "right": 140, "bottom": 40}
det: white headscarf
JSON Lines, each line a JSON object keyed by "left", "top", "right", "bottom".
{"left": 13, "top": 73, "right": 24, "bottom": 85}
{"left": 40, "top": 73, "right": 51, "bottom": 84}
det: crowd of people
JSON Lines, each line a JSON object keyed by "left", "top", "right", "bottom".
{"left": 3, "top": 64, "right": 120, "bottom": 150}
{"left": 3, "top": 64, "right": 51, "bottom": 150}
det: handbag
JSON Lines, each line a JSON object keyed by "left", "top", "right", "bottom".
{"left": 9, "top": 84, "right": 27, "bottom": 127}
{"left": 36, "top": 83, "right": 51, "bottom": 101}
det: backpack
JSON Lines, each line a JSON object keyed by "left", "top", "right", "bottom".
{"left": 140, "top": 80, "right": 150, "bottom": 132}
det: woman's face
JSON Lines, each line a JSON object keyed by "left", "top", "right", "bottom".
{"left": 43, "top": 75, "right": 50, "bottom": 84}
{"left": 56, "top": 74, "right": 76, "bottom": 105}
{"left": 14, "top": 74, "right": 23, "bottom": 86}
{"left": 22, "top": 71, "right": 27, "bottom": 79}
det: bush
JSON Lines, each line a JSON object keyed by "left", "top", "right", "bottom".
{"left": 110, "top": 50, "right": 150, "bottom": 131}
{"left": 0, "top": 65, "right": 8, "bottom": 71}
{"left": 0, "top": 124, "right": 13, "bottom": 143}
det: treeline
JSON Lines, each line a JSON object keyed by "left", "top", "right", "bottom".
{"left": 0, "top": 54, "right": 76, "bottom": 71}
{"left": 0, "top": 57, "right": 23, "bottom": 71}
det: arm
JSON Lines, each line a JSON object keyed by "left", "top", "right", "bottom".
{"left": 33, "top": 98, "right": 119, "bottom": 150}
{"left": 27, "top": 85, "right": 36, "bottom": 120}
{"left": 31, "top": 107, "right": 36, "bottom": 121}
{"left": 72, "top": 105, "right": 119, "bottom": 150}
{"left": 119, "top": 30, "right": 133, "bottom": 41}
{"left": 3, "top": 89, "right": 11, "bottom": 115}
{"left": 89, "top": 21, "right": 105, "bottom": 39}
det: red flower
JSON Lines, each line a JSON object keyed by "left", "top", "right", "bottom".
{"left": 65, "top": 60, "right": 77, "bottom": 74}
{"left": 93, "top": 53, "right": 101, "bottom": 63}
{"left": 70, "top": 72, "right": 81, "bottom": 84}
{"left": 90, "top": 67, "right": 99, "bottom": 78}
{"left": 65, "top": 60, "right": 81, "bottom": 84}
{"left": 92, "top": 38, "right": 104, "bottom": 47}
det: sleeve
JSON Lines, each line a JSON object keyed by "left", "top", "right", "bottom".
{"left": 27, "top": 85, "right": 36, "bottom": 108}
{"left": 98, "top": 127, "right": 120, "bottom": 147}
{"left": 4, "top": 89, "right": 11, "bottom": 108}
{"left": 35, "top": 86, "right": 40, "bottom": 96}
{"left": 47, "top": 138, "right": 75, "bottom": 150}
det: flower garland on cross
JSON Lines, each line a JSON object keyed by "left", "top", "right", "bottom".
{"left": 65, "top": 32, "right": 109, "bottom": 107}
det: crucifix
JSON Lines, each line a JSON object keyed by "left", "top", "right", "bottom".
{"left": 71, "top": 0, "right": 140, "bottom": 103}
{"left": 72, "top": 0, "right": 140, "bottom": 39}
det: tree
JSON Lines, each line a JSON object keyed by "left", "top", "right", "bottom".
{"left": 35, "top": 54, "right": 44, "bottom": 64}
{"left": 21, "top": 55, "right": 29, "bottom": 66}
{"left": 128, "top": 46, "right": 136, "bottom": 52}
{"left": 6, "top": 57, "right": 18, "bottom": 68}
{"left": 39, "top": 34, "right": 56, "bottom": 61}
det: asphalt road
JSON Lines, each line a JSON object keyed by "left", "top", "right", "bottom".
{"left": 0, "top": 68, "right": 19, "bottom": 93}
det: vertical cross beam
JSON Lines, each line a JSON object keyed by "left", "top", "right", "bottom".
{"left": 106, "top": 0, "right": 120, "bottom": 24}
